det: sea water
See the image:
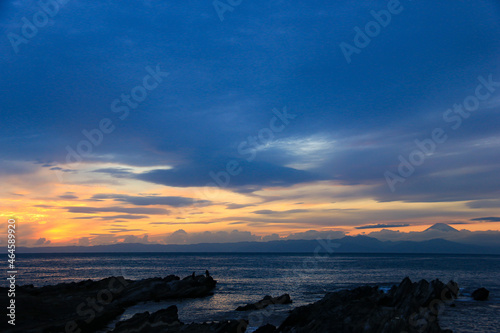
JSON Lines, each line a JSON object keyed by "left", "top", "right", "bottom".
{"left": 9, "top": 253, "right": 500, "bottom": 332}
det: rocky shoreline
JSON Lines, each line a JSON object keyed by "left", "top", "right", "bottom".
{"left": 270, "top": 277, "right": 459, "bottom": 333}
{"left": 1, "top": 274, "right": 465, "bottom": 333}
{"left": 0, "top": 272, "right": 217, "bottom": 333}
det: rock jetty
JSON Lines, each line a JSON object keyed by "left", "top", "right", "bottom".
{"left": 0, "top": 272, "right": 216, "bottom": 333}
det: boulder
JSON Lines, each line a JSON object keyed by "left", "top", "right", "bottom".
{"left": 113, "top": 305, "right": 181, "bottom": 332}
{"left": 236, "top": 294, "right": 292, "bottom": 311}
{"left": 472, "top": 287, "right": 489, "bottom": 301}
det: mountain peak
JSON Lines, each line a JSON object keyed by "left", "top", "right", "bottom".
{"left": 424, "top": 223, "right": 459, "bottom": 232}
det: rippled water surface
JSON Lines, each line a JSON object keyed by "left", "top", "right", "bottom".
{"left": 9, "top": 253, "right": 500, "bottom": 332}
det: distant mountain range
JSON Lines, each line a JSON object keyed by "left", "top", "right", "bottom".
{"left": 14, "top": 234, "right": 500, "bottom": 254}
{"left": 365, "top": 223, "right": 500, "bottom": 248}
{"left": 9, "top": 223, "right": 500, "bottom": 254}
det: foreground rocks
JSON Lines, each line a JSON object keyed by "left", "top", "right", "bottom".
{"left": 0, "top": 273, "right": 216, "bottom": 333}
{"left": 236, "top": 294, "right": 292, "bottom": 311}
{"left": 1, "top": 276, "right": 463, "bottom": 333}
{"left": 472, "top": 287, "right": 489, "bottom": 301}
{"left": 259, "top": 277, "right": 459, "bottom": 333}
{"left": 112, "top": 305, "right": 247, "bottom": 333}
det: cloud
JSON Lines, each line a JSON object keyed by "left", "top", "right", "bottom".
{"left": 471, "top": 217, "right": 500, "bottom": 222}
{"left": 165, "top": 229, "right": 261, "bottom": 244}
{"left": 65, "top": 206, "right": 170, "bottom": 215}
{"left": 59, "top": 194, "right": 78, "bottom": 200}
{"left": 283, "top": 230, "right": 345, "bottom": 240}
{"left": 133, "top": 160, "right": 325, "bottom": 189}
{"left": 226, "top": 203, "right": 255, "bottom": 210}
{"left": 122, "top": 234, "right": 149, "bottom": 243}
{"left": 253, "top": 209, "right": 310, "bottom": 215}
{"left": 72, "top": 215, "right": 150, "bottom": 220}
{"left": 253, "top": 210, "right": 275, "bottom": 215}
{"left": 85, "top": 234, "right": 119, "bottom": 246}
{"left": 50, "top": 167, "right": 75, "bottom": 173}
{"left": 78, "top": 237, "right": 90, "bottom": 246}
{"left": 102, "top": 215, "right": 149, "bottom": 220}
{"left": 150, "top": 221, "right": 215, "bottom": 225}
{"left": 165, "top": 229, "right": 189, "bottom": 244}
{"left": 92, "top": 168, "right": 134, "bottom": 178}
{"left": 90, "top": 193, "right": 211, "bottom": 207}
{"left": 262, "top": 233, "right": 281, "bottom": 241}
{"left": 106, "top": 228, "right": 145, "bottom": 233}
{"left": 368, "top": 143, "right": 500, "bottom": 203}
{"left": 34, "top": 238, "right": 51, "bottom": 246}
{"left": 355, "top": 223, "right": 411, "bottom": 230}
{"left": 467, "top": 200, "right": 500, "bottom": 209}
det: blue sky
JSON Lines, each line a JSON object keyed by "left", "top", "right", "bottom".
{"left": 1, "top": 0, "right": 500, "bottom": 245}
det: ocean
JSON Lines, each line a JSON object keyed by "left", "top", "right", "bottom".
{"left": 9, "top": 253, "right": 500, "bottom": 332}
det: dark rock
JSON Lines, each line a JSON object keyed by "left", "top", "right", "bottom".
{"left": 255, "top": 323, "right": 277, "bottom": 333}
{"left": 112, "top": 306, "right": 247, "bottom": 333}
{"left": 112, "top": 305, "right": 180, "bottom": 332}
{"left": 236, "top": 294, "right": 292, "bottom": 311}
{"left": 472, "top": 287, "right": 489, "bottom": 301}
{"left": 113, "top": 305, "right": 181, "bottom": 333}
{"left": 276, "top": 278, "right": 459, "bottom": 333}
{"left": 0, "top": 273, "right": 217, "bottom": 333}
{"left": 179, "top": 319, "right": 248, "bottom": 333}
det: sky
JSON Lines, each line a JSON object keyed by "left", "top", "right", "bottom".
{"left": 1, "top": 0, "right": 500, "bottom": 247}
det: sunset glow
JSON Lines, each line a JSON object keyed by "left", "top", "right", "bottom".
{"left": 1, "top": 1, "right": 499, "bottom": 249}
